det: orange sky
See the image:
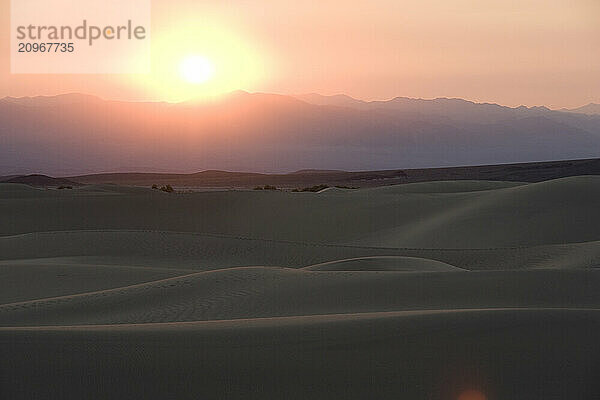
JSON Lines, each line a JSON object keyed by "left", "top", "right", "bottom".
{"left": 1, "top": 0, "right": 599, "bottom": 108}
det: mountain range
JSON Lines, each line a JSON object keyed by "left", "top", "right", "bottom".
{"left": 1, "top": 91, "right": 599, "bottom": 175}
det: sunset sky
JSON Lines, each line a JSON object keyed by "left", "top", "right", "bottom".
{"left": 1, "top": 0, "right": 598, "bottom": 108}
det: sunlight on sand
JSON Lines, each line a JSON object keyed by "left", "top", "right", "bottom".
{"left": 457, "top": 389, "right": 487, "bottom": 400}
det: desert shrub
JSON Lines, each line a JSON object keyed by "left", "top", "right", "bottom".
{"left": 254, "top": 185, "right": 278, "bottom": 191}
{"left": 57, "top": 185, "right": 73, "bottom": 190}
{"left": 152, "top": 184, "right": 158, "bottom": 189}
{"left": 160, "top": 185, "right": 174, "bottom": 193}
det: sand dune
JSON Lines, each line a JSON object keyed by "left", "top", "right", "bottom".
{"left": 2, "top": 176, "right": 599, "bottom": 248}
{"left": 352, "top": 176, "right": 600, "bottom": 248}
{"left": 0, "top": 309, "right": 597, "bottom": 399}
{"left": 2, "top": 230, "right": 600, "bottom": 272}
{"left": 302, "top": 256, "right": 464, "bottom": 271}
{"left": 0, "top": 183, "right": 56, "bottom": 199}
{"left": 0, "top": 230, "right": 416, "bottom": 270}
{"left": 0, "top": 177, "right": 598, "bottom": 399}
{"left": 0, "top": 260, "right": 193, "bottom": 304}
{"left": 347, "top": 179, "right": 526, "bottom": 194}
{"left": 0, "top": 267, "right": 597, "bottom": 326}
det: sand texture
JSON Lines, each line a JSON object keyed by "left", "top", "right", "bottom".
{"left": 0, "top": 177, "right": 598, "bottom": 399}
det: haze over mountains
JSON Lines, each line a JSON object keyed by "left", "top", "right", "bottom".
{"left": 562, "top": 103, "right": 600, "bottom": 115}
{"left": 1, "top": 91, "right": 599, "bottom": 176}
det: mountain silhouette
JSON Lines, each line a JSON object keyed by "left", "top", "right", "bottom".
{"left": 1, "top": 92, "right": 599, "bottom": 175}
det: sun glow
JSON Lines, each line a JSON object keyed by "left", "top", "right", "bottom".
{"left": 457, "top": 389, "right": 487, "bottom": 400}
{"left": 179, "top": 55, "right": 215, "bottom": 84}
{"left": 133, "top": 17, "right": 266, "bottom": 102}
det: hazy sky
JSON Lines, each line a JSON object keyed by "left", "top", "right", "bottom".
{"left": 1, "top": 0, "right": 598, "bottom": 108}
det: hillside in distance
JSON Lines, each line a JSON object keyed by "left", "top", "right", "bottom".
{"left": 2, "top": 174, "right": 79, "bottom": 187}
{"left": 1, "top": 91, "right": 600, "bottom": 176}
{"left": 64, "top": 157, "right": 600, "bottom": 189}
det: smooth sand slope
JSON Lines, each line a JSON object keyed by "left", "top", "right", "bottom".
{"left": 2, "top": 177, "right": 600, "bottom": 248}
{"left": 0, "top": 267, "right": 597, "bottom": 326}
{"left": 1, "top": 309, "right": 598, "bottom": 400}
{"left": 0, "top": 176, "right": 599, "bottom": 399}
{"left": 303, "top": 256, "right": 464, "bottom": 271}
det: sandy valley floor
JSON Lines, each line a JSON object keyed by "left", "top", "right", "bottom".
{"left": 0, "top": 177, "right": 598, "bottom": 399}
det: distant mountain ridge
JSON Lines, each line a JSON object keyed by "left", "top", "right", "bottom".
{"left": 297, "top": 93, "right": 558, "bottom": 121}
{"left": 1, "top": 92, "right": 599, "bottom": 175}
{"left": 561, "top": 103, "right": 600, "bottom": 115}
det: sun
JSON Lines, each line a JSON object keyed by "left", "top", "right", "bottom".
{"left": 179, "top": 55, "right": 215, "bottom": 84}
{"left": 134, "top": 18, "right": 266, "bottom": 101}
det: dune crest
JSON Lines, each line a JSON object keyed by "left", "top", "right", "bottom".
{"left": 1, "top": 176, "right": 598, "bottom": 399}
